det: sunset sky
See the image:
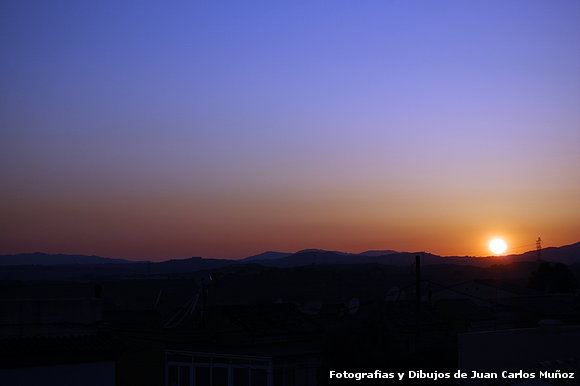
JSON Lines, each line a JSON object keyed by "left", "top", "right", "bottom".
{"left": 2, "top": 1, "right": 579, "bottom": 260}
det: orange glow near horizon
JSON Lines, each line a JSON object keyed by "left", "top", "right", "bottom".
{"left": 1, "top": 188, "right": 577, "bottom": 260}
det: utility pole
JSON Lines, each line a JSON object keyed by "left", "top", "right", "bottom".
{"left": 415, "top": 255, "right": 421, "bottom": 350}
{"left": 536, "top": 236, "right": 542, "bottom": 262}
{"left": 415, "top": 255, "right": 421, "bottom": 309}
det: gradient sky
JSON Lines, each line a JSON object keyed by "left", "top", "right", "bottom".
{"left": 1, "top": 1, "right": 579, "bottom": 260}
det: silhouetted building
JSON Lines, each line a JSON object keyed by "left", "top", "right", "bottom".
{"left": 0, "top": 283, "right": 120, "bottom": 386}
{"left": 459, "top": 324, "right": 580, "bottom": 385}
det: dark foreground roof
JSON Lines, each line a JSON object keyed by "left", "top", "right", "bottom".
{"left": 0, "top": 333, "right": 123, "bottom": 369}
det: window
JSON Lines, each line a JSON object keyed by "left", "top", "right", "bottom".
{"left": 212, "top": 367, "right": 228, "bottom": 386}
{"left": 168, "top": 365, "right": 178, "bottom": 386}
{"left": 180, "top": 367, "right": 190, "bottom": 386}
{"left": 251, "top": 369, "right": 267, "bottom": 386}
{"left": 234, "top": 368, "right": 250, "bottom": 386}
{"left": 195, "top": 366, "right": 210, "bottom": 385}
{"left": 166, "top": 351, "right": 272, "bottom": 386}
{"left": 168, "top": 365, "right": 190, "bottom": 386}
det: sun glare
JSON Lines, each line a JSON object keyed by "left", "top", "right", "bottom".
{"left": 489, "top": 238, "right": 508, "bottom": 255}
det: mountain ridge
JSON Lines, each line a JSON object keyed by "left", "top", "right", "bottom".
{"left": 0, "top": 252, "right": 135, "bottom": 266}
{"left": 1, "top": 242, "right": 579, "bottom": 269}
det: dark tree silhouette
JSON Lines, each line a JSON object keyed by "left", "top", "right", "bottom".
{"left": 528, "top": 262, "right": 576, "bottom": 293}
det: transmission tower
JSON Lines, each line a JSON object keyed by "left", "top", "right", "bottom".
{"left": 536, "top": 236, "right": 542, "bottom": 262}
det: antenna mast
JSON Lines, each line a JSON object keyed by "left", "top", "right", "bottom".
{"left": 536, "top": 236, "right": 542, "bottom": 262}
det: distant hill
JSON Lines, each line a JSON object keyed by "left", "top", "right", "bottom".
{"left": 504, "top": 242, "right": 580, "bottom": 265}
{"left": 359, "top": 250, "right": 398, "bottom": 257}
{"left": 245, "top": 250, "right": 444, "bottom": 268}
{"left": 296, "top": 248, "right": 352, "bottom": 255}
{"left": 436, "top": 242, "right": 580, "bottom": 266}
{"left": 241, "top": 243, "right": 580, "bottom": 268}
{"left": 241, "top": 249, "right": 399, "bottom": 260}
{"left": 239, "top": 248, "right": 381, "bottom": 262}
{"left": 240, "top": 251, "right": 292, "bottom": 262}
{"left": 0, "top": 252, "right": 134, "bottom": 266}
{"left": 1, "top": 242, "right": 578, "bottom": 280}
{"left": 153, "top": 257, "right": 231, "bottom": 273}
{"left": 0, "top": 256, "right": 234, "bottom": 280}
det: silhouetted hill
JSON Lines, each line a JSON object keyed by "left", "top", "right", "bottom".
{"left": 153, "top": 257, "right": 231, "bottom": 273}
{"left": 359, "top": 249, "right": 398, "bottom": 256}
{"left": 296, "top": 248, "right": 352, "bottom": 255}
{"left": 1, "top": 242, "right": 578, "bottom": 280}
{"left": 505, "top": 241, "right": 580, "bottom": 264}
{"left": 240, "top": 251, "right": 292, "bottom": 261}
{"left": 248, "top": 251, "right": 362, "bottom": 268}
{"left": 0, "top": 252, "right": 133, "bottom": 266}
{"left": 0, "top": 257, "right": 233, "bottom": 280}
{"left": 443, "top": 242, "right": 580, "bottom": 266}
{"left": 239, "top": 249, "right": 398, "bottom": 262}
{"left": 241, "top": 248, "right": 366, "bottom": 262}
{"left": 247, "top": 250, "right": 445, "bottom": 268}
{"left": 243, "top": 243, "right": 580, "bottom": 268}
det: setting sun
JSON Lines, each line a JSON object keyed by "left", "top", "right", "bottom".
{"left": 489, "top": 238, "right": 508, "bottom": 255}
